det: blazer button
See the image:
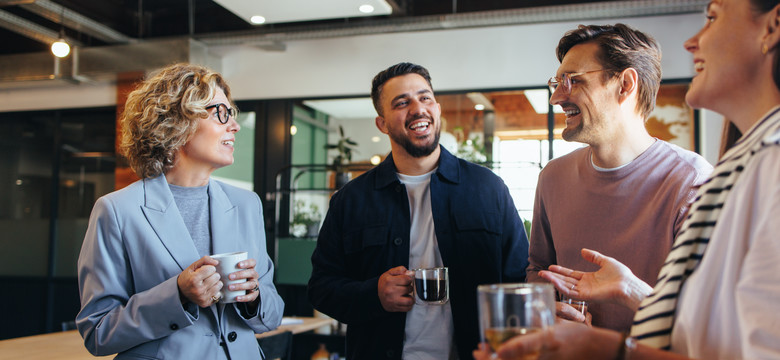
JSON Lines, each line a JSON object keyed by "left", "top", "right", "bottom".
{"left": 169, "top": 323, "right": 179, "bottom": 330}
{"left": 386, "top": 349, "right": 394, "bottom": 358}
{"left": 395, "top": 185, "right": 402, "bottom": 193}
{"left": 227, "top": 331, "right": 237, "bottom": 342}
{"left": 393, "top": 237, "right": 402, "bottom": 246}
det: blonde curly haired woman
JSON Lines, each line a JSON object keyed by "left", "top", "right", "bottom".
{"left": 76, "top": 63, "right": 284, "bottom": 359}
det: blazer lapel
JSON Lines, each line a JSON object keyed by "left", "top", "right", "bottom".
{"left": 208, "top": 181, "right": 238, "bottom": 321}
{"left": 208, "top": 180, "right": 239, "bottom": 255}
{"left": 141, "top": 175, "right": 200, "bottom": 271}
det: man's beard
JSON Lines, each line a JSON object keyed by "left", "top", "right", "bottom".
{"left": 390, "top": 126, "right": 440, "bottom": 158}
{"left": 561, "top": 122, "right": 582, "bottom": 142}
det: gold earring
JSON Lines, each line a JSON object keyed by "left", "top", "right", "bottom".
{"left": 762, "top": 43, "right": 769, "bottom": 55}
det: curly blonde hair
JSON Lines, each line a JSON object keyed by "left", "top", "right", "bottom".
{"left": 120, "top": 63, "right": 236, "bottom": 178}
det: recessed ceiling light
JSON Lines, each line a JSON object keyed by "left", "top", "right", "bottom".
{"left": 250, "top": 15, "right": 266, "bottom": 24}
{"left": 524, "top": 89, "right": 564, "bottom": 114}
{"left": 359, "top": 4, "right": 375, "bottom": 13}
{"left": 371, "top": 136, "right": 381, "bottom": 143}
{"left": 474, "top": 104, "right": 485, "bottom": 111}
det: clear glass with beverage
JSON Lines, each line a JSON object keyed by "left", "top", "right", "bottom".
{"left": 559, "top": 294, "right": 588, "bottom": 316}
{"left": 478, "top": 283, "right": 555, "bottom": 359}
{"left": 411, "top": 267, "right": 449, "bottom": 305}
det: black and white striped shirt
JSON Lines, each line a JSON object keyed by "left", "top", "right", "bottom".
{"left": 630, "top": 107, "right": 780, "bottom": 350}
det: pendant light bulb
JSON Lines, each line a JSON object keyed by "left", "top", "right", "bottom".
{"left": 51, "top": 38, "right": 70, "bottom": 58}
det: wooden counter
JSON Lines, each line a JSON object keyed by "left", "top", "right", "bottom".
{"left": 0, "top": 330, "right": 110, "bottom": 360}
{"left": 0, "top": 317, "right": 333, "bottom": 360}
{"left": 256, "top": 316, "right": 334, "bottom": 339}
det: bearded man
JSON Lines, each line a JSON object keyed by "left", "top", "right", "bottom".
{"left": 308, "top": 62, "right": 529, "bottom": 360}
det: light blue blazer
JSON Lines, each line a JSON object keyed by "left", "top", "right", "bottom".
{"left": 76, "top": 174, "right": 284, "bottom": 359}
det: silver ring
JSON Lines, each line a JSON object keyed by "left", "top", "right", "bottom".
{"left": 571, "top": 284, "right": 576, "bottom": 291}
{"left": 252, "top": 284, "right": 259, "bottom": 292}
{"left": 211, "top": 294, "right": 221, "bottom": 303}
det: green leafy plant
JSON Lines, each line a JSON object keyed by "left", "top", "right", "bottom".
{"left": 455, "top": 134, "right": 487, "bottom": 163}
{"left": 524, "top": 218, "right": 532, "bottom": 238}
{"left": 292, "top": 200, "right": 321, "bottom": 226}
{"left": 325, "top": 125, "right": 358, "bottom": 172}
{"left": 290, "top": 200, "right": 322, "bottom": 237}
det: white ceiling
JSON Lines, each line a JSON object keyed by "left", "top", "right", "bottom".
{"left": 304, "top": 98, "right": 377, "bottom": 119}
{"left": 213, "top": 0, "right": 393, "bottom": 24}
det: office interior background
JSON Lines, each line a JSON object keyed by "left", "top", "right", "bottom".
{"left": 0, "top": 0, "right": 722, "bottom": 340}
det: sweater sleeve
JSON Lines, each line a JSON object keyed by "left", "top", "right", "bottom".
{"left": 526, "top": 171, "right": 556, "bottom": 283}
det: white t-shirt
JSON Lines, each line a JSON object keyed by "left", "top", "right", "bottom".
{"left": 398, "top": 170, "right": 456, "bottom": 360}
{"left": 672, "top": 146, "right": 780, "bottom": 359}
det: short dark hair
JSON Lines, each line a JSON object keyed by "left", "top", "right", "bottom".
{"left": 370, "top": 62, "right": 433, "bottom": 116}
{"left": 556, "top": 23, "right": 661, "bottom": 120}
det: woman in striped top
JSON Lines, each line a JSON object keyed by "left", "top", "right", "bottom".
{"left": 474, "top": 0, "right": 780, "bottom": 359}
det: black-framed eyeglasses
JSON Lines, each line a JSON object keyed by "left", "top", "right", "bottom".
{"left": 205, "top": 103, "right": 236, "bottom": 124}
{"left": 548, "top": 69, "right": 608, "bottom": 94}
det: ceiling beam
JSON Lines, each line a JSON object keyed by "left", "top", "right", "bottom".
{"left": 19, "top": 0, "right": 133, "bottom": 44}
{"left": 0, "top": 8, "right": 77, "bottom": 45}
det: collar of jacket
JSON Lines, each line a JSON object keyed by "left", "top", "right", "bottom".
{"left": 374, "top": 145, "right": 461, "bottom": 189}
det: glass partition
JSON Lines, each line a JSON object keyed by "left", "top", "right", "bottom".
{"left": 55, "top": 110, "right": 116, "bottom": 277}
{"left": 295, "top": 83, "right": 693, "bottom": 223}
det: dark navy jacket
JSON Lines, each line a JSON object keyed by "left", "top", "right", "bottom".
{"left": 308, "top": 146, "right": 529, "bottom": 360}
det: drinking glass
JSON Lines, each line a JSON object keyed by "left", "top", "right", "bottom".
{"left": 411, "top": 267, "right": 449, "bottom": 305}
{"left": 478, "top": 283, "right": 555, "bottom": 359}
{"left": 559, "top": 294, "right": 588, "bottom": 316}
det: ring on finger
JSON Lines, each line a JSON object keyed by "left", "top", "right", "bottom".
{"left": 211, "top": 293, "right": 222, "bottom": 303}
{"left": 252, "top": 283, "right": 259, "bottom": 292}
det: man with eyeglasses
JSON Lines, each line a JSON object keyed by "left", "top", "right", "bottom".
{"left": 526, "top": 24, "right": 713, "bottom": 332}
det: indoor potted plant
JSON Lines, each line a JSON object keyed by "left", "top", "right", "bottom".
{"left": 291, "top": 200, "right": 322, "bottom": 237}
{"left": 325, "top": 125, "right": 358, "bottom": 189}
{"left": 454, "top": 132, "right": 487, "bottom": 163}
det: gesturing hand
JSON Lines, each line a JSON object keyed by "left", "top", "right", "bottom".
{"left": 539, "top": 248, "right": 652, "bottom": 311}
{"left": 377, "top": 266, "right": 414, "bottom": 312}
{"left": 177, "top": 256, "right": 222, "bottom": 308}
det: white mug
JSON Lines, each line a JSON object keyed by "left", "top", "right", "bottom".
{"left": 210, "top": 251, "right": 248, "bottom": 303}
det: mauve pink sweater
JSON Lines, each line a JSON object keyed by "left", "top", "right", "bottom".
{"left": 526, "top": 139, "right": 712, "bottom": 331}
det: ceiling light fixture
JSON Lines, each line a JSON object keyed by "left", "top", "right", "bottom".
{"left": 290, "top": 125, "right": 298, "bottom": 135}
{"left": 359, "top": 4, "right": 374, "bottom": 14}
{"left": 51, "top": 8, "right": 70, "bottom": 58}
{"left": 51, "top": 37, "right": 70, "bottom": 58}
{"left": 524, "top": 89, "right": 563, "bottom": 114}
{"left": 250, "top": 15, "right": 266, "bottom": 24}
{"left": 466, "top": 92, "right": 494, "bottom": 111}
